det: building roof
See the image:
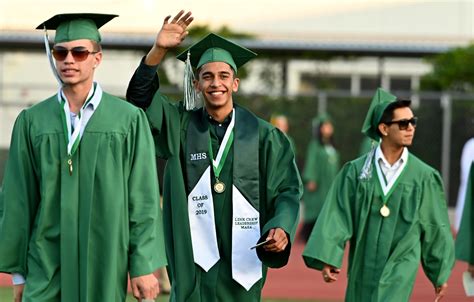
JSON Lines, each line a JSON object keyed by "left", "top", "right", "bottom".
{"left": 0, "top": 30, "right": 465, "bottom": 58}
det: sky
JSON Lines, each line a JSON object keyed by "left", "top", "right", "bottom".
{"left": 0, "top": 0, "right": 473, "bottom": 41}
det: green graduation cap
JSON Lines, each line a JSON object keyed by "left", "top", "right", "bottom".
{"left": 312, "top": 112, "right": 332, "bottom": 128}
{"left": 176, "top": 33, "right": 257, "bottom": 72}
{"left": 36, "top": 13, "right": 118, "bottom": 43}
{"left": 177, "top": 33, "right": 257, "bottom": 111}
{"left": 361, "top": 88, "right": 400, "bottom": 140}
{"left": 362, "top": 88, "right": 397, "bottom": 140}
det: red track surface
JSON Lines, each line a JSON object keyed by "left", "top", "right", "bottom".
{"left": 0, "top": 240, "right": 470, "bottom": 301}
{"left": 262, "top": 240, "right": 470, "bottom": 301}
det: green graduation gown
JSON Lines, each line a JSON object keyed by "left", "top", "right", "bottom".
{"left": 302, "top": 140, "right": 340, "bottom": 222}
{"left": 0, "top": 93, "right": 166, "bottom": 301}
{"left": 143, "top": 91, "right": 302, "bottom": 302}
{"left": 302, "top": 153, "right": 455, "bottom": 302}
{"left": 456, "top": 162, "right": 474, "bottom": 264}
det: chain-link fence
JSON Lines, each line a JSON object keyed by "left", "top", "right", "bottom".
{"left": 1, "top": 88, "right": 473, "bottom": 206}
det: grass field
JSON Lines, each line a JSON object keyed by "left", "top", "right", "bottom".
{"left": 0, "top": 287, "right": 327, "bottom": 302}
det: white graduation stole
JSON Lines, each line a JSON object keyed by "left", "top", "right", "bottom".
{"left": 187, "top": 166, "right": 220, "bottom": 271}
{"left": 187, "top": 110, "right": 262, "bottom": 290}
{"left": 231, "top": 186, "right": 262, "bottom": 290}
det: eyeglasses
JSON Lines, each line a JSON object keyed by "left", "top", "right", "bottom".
{"left": 52, "top": 46, "right": 99, "bottom": 62}
{"left": 385, "top": 117, "right": 418, "bottom": 130}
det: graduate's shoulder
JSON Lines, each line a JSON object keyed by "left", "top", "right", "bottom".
{"left": 151, "top": 89, "right": 184, "bottom": 110}
{"left": 232, "top": 104, "right": 279, "bottom": 137}
{"left": 328, "top": 154, "right": 370, "bottom": 182}
{"left": 23, "top": 95, "right": 59, "bottom": 115}
{"left": 16, "top": 95, "right": 62, "bottom": 128}
{"left": 345, "top": 153, "right": 369, "bottom": 172}
{"left": 247, "top": 110, "right": 281, "bottom": 137}
{"left": 101, "top": 92, "right": 145, "bottom": 117}
{"left": 407, "top": 152, "right": 442, "bottom": 178}
{"left": 257, "top": 116, "right": 275, "bottom": 134}
{"left": 256, "top": 116, "right": 290, "bottom": 144}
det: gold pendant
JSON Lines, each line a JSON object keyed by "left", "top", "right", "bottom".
{"left": 213, "top": 180, "right": 225, "bottom": 194}
{"left": 68, "top": 159, "right": 73, "bottom": 175}
{"left": 380, "top": 204, "right": 390, "bottom": 217}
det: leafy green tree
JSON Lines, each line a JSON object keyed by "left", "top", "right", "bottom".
{"left": 188, "top": 24, "right": 254, "bottom": 40}
{"left": 422, "top": 44, "right": 474, "bottom": 91}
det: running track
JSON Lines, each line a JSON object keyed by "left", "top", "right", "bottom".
{"left": 1, "top": 238, "right": 470, "bottom": 301}
{"left": 262, "top": 239, "right": 470, "bottom": 301}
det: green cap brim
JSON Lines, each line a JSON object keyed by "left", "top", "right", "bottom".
{"left": 361, "top": 88, "right": 397, "bottom": 140}
{"left": 176, "top": 33, "right": 257, "bottom": 72}
{"left": 36, "top": 13, "right": 118, "bottom": 43}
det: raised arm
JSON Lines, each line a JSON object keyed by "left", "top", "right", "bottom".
{"left": 126, "top": 10, "right": 193, "bottom": 108}
{"left": 145, "top": 10, "right": 193, "bottom": 66}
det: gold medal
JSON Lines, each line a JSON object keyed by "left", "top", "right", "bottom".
{"left": 68, "top": 158, "right": 73, "bottom": 175}
{"left": 214, "top": 180, "right": 225, "bottom": 193}
{"left": 380, "top": 204, "right": 390, "bottom": 217}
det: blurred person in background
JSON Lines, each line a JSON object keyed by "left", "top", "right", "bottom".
{"left": 299, "top": 113, "right": 340, "bottom": 243}
{"left": 271, "top": 113, "right": 296, "bottom": 154}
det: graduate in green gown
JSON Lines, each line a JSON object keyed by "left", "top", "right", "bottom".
{"left": 303, "top": 88, "right": 455, "bottom": 302}
{"left": 0, "top": 14, "right": 166, "bottom": 302}
{"left": 126, "top": 11, "right": 302, "bottom": 302}
{"left": 455, "top": 162, "right": 474, "bottom": 278}
{"left": 300, "top": 113, "right": 340, "bottom": 242}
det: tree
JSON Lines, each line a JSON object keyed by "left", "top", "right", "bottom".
{"left": 421, "top": 44, "right": 474, "bottom": 92}
{"left": 188, "top": 24, "right": 254, "bottom": 40}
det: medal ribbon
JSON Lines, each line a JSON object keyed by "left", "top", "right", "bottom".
{"left": 208, "top": 109, "right": 235, "bottom": 180}
{"left": 377, "top": 161, "right": 389, "bottom": 186}
{"left": 59, "top": 84, "right": 97, "bottom": 157}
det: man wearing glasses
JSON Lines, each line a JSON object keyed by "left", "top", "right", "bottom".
{"left": 303, "top": 88, "right": 455, "bottom": 301}
{"left": 0, "top": 14, "right": 166, "bottom": 301}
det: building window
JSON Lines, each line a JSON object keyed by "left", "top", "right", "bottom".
{"left": 360, "top": 76, "right": 380, "bottom": 92}
{"left": 300, "top": 73, "right": 351, "bottom": 93}
{"left": 390, "top": 77, "right": 412, "bottom": 92}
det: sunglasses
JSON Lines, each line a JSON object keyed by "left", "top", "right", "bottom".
{"left": 52, "top": 46, "right": 99, "bottom": 62}
{"left": 385, "top": 117, "right": 418, "bottom": 130}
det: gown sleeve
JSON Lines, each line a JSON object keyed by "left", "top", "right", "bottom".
{"left": 127, "top": 109, "right": 167, "bottom": 278}
{"left": 126, "top": 56, "right": 183, "bottom": 160}
{"left": 419, "top": 170, "right": 455, "bottom": 287}
{"left": 256, "top": 128, "right": 302, "bottom": 268}
{"left": 126, "top": 57, "right": 160, "bottom": 109}
{"left": 0, "top": 110, "right": 40, "bottom": 276}
{"left": 302, "top": 162, "right": 356, "bottom": 270}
